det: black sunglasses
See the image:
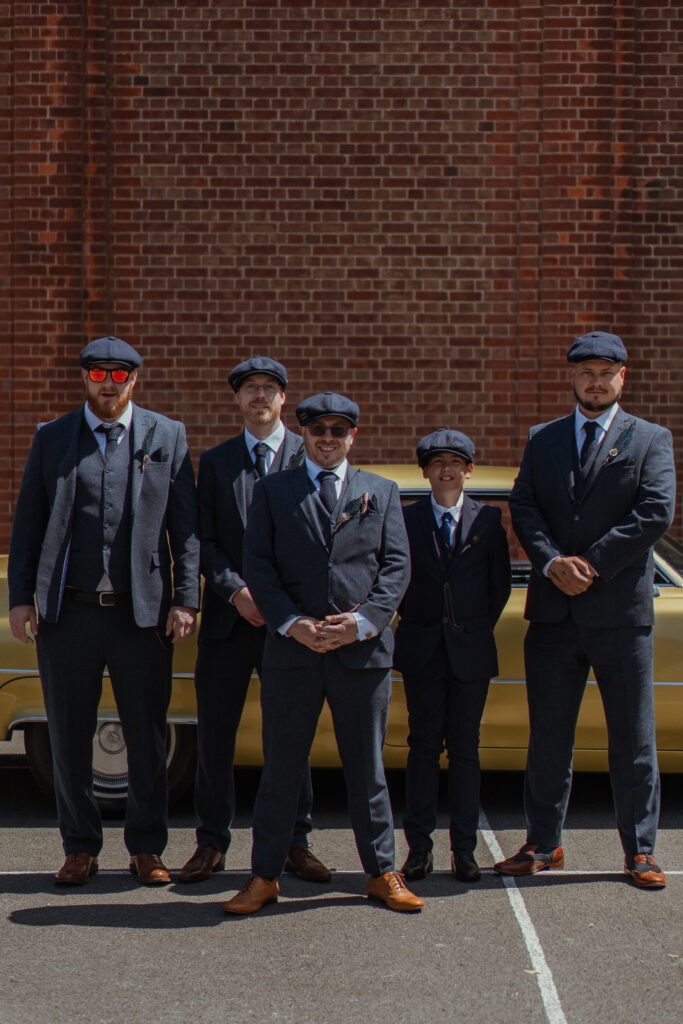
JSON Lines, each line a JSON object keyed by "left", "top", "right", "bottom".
{"left": 307, "top": 424, "right": 352, "bottom": 438}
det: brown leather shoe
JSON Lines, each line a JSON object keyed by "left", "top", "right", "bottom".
{"left": 178, "top": 845, "right": 226, "bottom": 883}
{"left": 624, "top": 854, "right": 666, "bottom": 889}
{"left": 55, "top": 852, "right": 98, "bottom": 886}
{"left": 223, "top": 875, "right": 279, "bottom": 915}
{"left": 284, "top": 846, "right": 331, "bottom": 882}
{"left": 367, "top": 871, "right": 424, "bottom": 912}
{"left": 129, "top": 853, "right": 171, "bottom": 885}
{"left": 494, "top": 843, "right": 564, "bottom": 876}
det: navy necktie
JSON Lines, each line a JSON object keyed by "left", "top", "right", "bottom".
{"left": 97, "top": 423, "right": 124, "bottom": 462}
{"left": 253, "top": 442, "right": 269, "bottom": 478}
{"left": 579, "top": 420, "right": 599, "bottom": 475}
{"left": 440, "top": 510, "right": 455, "bottom": 550}
{"left": 317, "top": 471, "right": 338, "bottom": 514}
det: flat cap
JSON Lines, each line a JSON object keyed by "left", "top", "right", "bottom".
{"left": 296, "top": 392, "right": 360, "bottom": 427}
{"left": 228, "top": 356, "right": 288, "bottom": 392}
{"left": 79, "top": 337, "right": 142, "bottom": 369}
{"left": 417, "top": 429, "right": 475, "bottom": 468}
{"left": 567, "top": 331, "right": 627, "bottom": 364}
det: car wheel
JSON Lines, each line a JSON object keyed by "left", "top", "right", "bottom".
{"left": 23, "top": 721, "right": 196, "bottom": 809}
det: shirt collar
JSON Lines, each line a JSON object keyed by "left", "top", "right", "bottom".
{"left": 305, "top": 455, "right": 348, "bottom": 485}
{"left": 574, "top": 402, "right": 619, "bottom": 437}
{"left": 243, "top": 421, "right": 285, "bottom": 455}
{"left": 431, "top": 490, "right": 465, "bottom": 522}
{"left": 84, "top": 401, "right": 134, "bottom": 435}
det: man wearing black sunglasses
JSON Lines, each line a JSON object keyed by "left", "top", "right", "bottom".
{"left": 8, "top": 336, "right": 200, "bottom": 886}
{"left": 178, "top": 355, "right": 330, "bottom": 885}
{"left": 222, "top": 392, "right": 423, "bottom": 915}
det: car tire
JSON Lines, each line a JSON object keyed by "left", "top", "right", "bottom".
{"left": 23, "top": 721, "right": 197, "bottom": 810}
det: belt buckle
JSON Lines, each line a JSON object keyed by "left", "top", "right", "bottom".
{"left": 98, "top": 592, "right": 116, "bottom": 607}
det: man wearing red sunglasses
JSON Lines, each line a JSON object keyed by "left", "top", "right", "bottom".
{"left": 8, "top": 336, "right": 200, "bottom": 886}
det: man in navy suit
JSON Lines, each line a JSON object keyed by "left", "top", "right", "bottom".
{"left": 496, "top": 332, "right": 675, "bottom": 889}
{"left": 8, "top": 337, "right": 200, "bottom": 885}
{"left": 222, "top": 392, "right": 423, "bottom": 914}
{"left": 395, "top": 430, "right": 510, "bottom": 883}
{"left": 178, "top": 357, "right": 330, "bottom": 884}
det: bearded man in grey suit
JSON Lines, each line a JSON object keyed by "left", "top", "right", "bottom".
{"left": 495, "top": 332, "right": 675, "bottom": 889}
{"left": 178, "top": 356, "right": 330, "bottom": 884}
{"left": 8, "top": 337, "right": 200, "bottom": 885}
{"left": 222, "top": 392, "right": 423, "bottom": 915}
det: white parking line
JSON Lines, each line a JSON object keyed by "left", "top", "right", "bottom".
{"left": 479, "top": 810, "right": 568, "bottom": 1024}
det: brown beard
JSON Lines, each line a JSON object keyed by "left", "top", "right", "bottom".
{"left": 87, "top": 387, "right": 133, "bottom": 421}
{"left": 573, "top": 383, "right": 622, "bottom": 415}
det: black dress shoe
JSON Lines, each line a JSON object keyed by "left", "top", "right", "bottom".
{"left": 400, "top": 847, "right": 433, "bottom": 881}
{"left": 452, "top": 852, "right": 481, "bottom": 882}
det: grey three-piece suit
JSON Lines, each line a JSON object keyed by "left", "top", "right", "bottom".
{"left": 243, "top": 463, "right": 410, "bottom": 878}
{"left": 8, "top": 405, "right": 200, "bottom": 855}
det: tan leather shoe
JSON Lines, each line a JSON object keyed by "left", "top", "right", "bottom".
{"left": 367, "top": 871, "right": 424, "bottom": 912}
{"left": 178, "top": 845, "right": 226, "bottom": 883}
{"left": 55, "top": 852, "right": 98, "bottom": 886}
{"left": 285, "top": 846, "right": 331, "bottom": 882}
{"left": 223, "top": 875, "right": 279, "bottom": 915}
{"left": 494, "top": 843, "right": 564, "bottom": 876}
{"left": 129, "top": 853, "right": 171, "bottom": 885}
{"left": 624, "top": 854, "right": 666, "bottom": 889}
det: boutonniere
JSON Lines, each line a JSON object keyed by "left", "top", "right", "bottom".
{"left": 285, "top": 447, "right": 305, "bottom": 470}
{"left": 601, "top": 422, "right": 635, "bottom": 467}
{"left": 459, "top": 535, "right": 481, "bottom": 555}
{"left": 138, "top": 425, "right": 156, "bottom": 473}
{"left": 332, "top": 492, "right": 373, "bottom": 533}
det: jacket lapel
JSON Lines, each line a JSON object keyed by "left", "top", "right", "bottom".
{"left": 457, "top": 495, "right": 479, "bottom": 552}
{"left": 288, "top": 464, "right": 328, "bottom": 550}
{"left": 578, "top": 407, "right": 634, "bottom": 504}
{"left": 233, "top": 432, "right": 253, "bottom": 528}
{"left": 130, "top": 407, "right": 157, "bottom": 516}
{"left": 415, "top": 496, "right": 444, "bottom": 574}
{"left": 555, "top": 414, "right": 578, "bottom": 502}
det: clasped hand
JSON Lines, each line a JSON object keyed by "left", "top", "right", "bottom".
{"left": 547, "top": 555, "right": 596, "bottom": 596}
{"left": 287, "top": 613, "right": 358, "bottom": 652}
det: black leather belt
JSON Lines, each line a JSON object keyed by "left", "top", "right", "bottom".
{"left": 66, "top": 589, "right": 130, "bottom": 607}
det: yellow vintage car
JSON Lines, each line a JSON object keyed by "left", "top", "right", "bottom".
{"left": 1, "top": 464, "right": 682, "bottom": 805}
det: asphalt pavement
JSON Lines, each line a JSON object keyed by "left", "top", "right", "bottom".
{"left": 0, "top": 748, "right": 680, "bottom": 1024}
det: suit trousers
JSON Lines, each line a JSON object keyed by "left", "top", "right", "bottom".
{"left": 252, "top": 657, "right": 395, "bottom": 878}
{"left": 402, "top": 648, "right": 490, "bottom": 854}
{"left": 523, "top": 620, "right": 659, "bottom": 858}
{"left": 193, "top": 618, "right": 313, "bottom": 853}
{"left": 35, "top": 593, "right": 173, "bottom": 856}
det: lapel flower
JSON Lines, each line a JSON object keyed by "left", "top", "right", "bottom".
{"left": 601, "top": 422, "right": 634, "bottom": 467}
{"left": 458, "top": 535, "right": 481, "bottom": 556}
{"left": 139, "top": 425, "right": 156, "bottom": 473}
{"left": 286, "top": 447, "right": 305, "bottom": 470}
{"left": 332, "top": 492, "right": 372, "bottom": 533}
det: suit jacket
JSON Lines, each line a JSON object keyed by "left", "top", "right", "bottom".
{"left": 393, "top": 495, "right": 511, "bottom": 681}
{"left": 243, "top": 464, "right": 410, "bottom": 670}
{"left": 509, "top": 407, "right": 676, "bottom": 627}
{"left": 8, "top": 405, "right": 200, "bottom": 628}
{"left": 197, "top": 426, "right": 304, "bottom": 640}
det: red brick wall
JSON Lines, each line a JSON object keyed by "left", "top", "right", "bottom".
{"left": 2, "top": 2, "right": 682, "bottom": 550}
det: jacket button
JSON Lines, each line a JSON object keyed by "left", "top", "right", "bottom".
{"left": 328, "top": 560, "right": 333, "bottom": 567}
{"left": 442, "top": 617, "right": 448, "bottom": 624}
{"left": 574, "top": 514, "right": 580, "bottom": 521}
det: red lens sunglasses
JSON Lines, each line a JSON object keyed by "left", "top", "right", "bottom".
{"left": 87, "top": 367, "right": 131, "bottom": 384}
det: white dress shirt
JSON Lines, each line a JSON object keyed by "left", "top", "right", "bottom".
{"left": 84, "top": 400, "right": 133, "bottom": 453}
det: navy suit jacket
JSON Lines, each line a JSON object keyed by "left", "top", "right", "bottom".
{"left": 509, "top": 407, "right": 675, "bottom": 627}
{"left": 197, "top": 426, "right": 303, "bottom": 640}
{"left": 8, "top": 405, "right": 200, "bottom": 628}
{"left": 394, "top": 495, "right": 511, "bottom": 681}
{"left": 243, "top": 464, "right": 410, "bottom": 671}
